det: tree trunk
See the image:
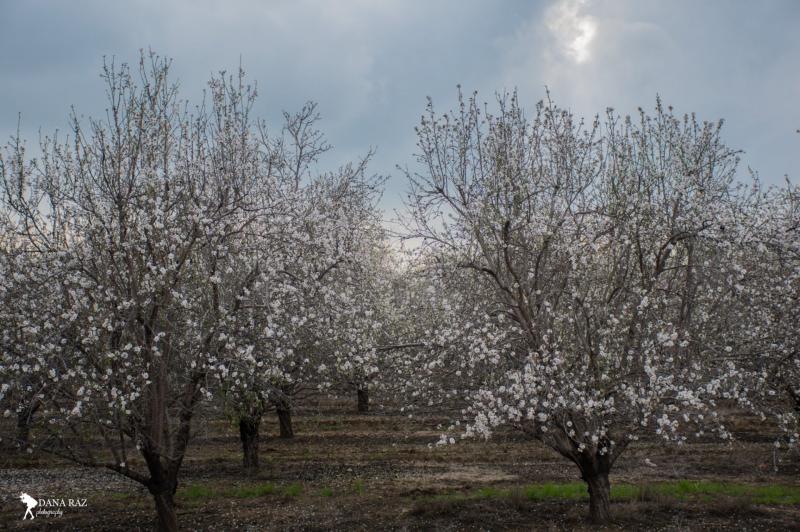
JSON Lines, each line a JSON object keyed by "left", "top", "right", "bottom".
{"left": 16, "top": 411, "right": 31, "bottom": 449}
{"left": 585, "top": 469, "right": 611, "bottom": 524}
{"left": 151, "top": 489, "right": 178, "bottom": 532}
{"left": 788, "top": 386, "right": 800, "bottom": 415}
{"left": 15, "top": 401, "right": 39, "bottom": 450}
{"left": 239, "top": 415, "right": 261, "bottom": 473}
{"left": 555, "top": 436, "right": 625, "bottom": 525}
{"left": 277, "top": 406, "right": 293, "bottom": 439}
{"left": 357, "top": 388, "right": 369, "bottom": 413}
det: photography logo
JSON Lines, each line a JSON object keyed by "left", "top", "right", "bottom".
{"left": 19, "top": 492, "right": 37, "bottom": 520}
{"left": 17, "top": 491, "right": 87, "bottom": 520}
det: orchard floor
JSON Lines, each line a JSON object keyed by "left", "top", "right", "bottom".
{"left": 1, "top": 399, "right": 799, "bottom": 531}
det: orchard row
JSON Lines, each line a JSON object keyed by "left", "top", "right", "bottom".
{"left": 1, "top": 54, "right": 797, "bottom": 528}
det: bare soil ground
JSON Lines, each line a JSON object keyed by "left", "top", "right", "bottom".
{"left": 1, "top": 399, "right": 799, "bottom": 530}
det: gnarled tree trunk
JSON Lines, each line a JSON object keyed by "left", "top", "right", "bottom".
{"left": 578, "top": 452, "right": 612, "bottom": 524}
{"left": 143, "top": 445, "right": 179, "bottom": 532}
{"left": 16, "top": 411, "right": 31, "bottom": 449}
{"left": 139, "top": 369, "right": 203, "bottom": 532}
{"left": 357, "top": 388, "right": 369, "bottom": 413}
{"left": 15, "top": 400, "right": 39, "bottom": 450}
{"left": 585, "top": 468, "right": 611, "bottom": 524}
{"left": 239, "top": 415, "right": 261, "bottom": 473}
{"left": 276, "top": 405, "right": 293, "bottom": 439}
{"left": 150, "top": 486, "right": 178, "bottom": 532}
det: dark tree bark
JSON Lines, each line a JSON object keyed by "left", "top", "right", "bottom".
{"left": 16, "top": 411, "right": 31, "bottom": 449}
{"left": 789, "top": 385, "right": 800, "bottom": 415}
{"left": 585, "top": 468, "right": 611, "bottom": 524}
{"left": 357, "top": 388, "right": 369, "bottom": 413}
{"left": 142, "top": 443, "right": 179, "bottom": 532}
{"left": 143, "top": 447, "right": 178, "bottom": 532}
{"left": 578, "top": 451, "right": 612, "bottom": 524}
{"left": 277, "top": 405, "right": 293, "bottom": 439}
{"left": 150, "top": 487, "right": 178, "bottom": 532}
{"left": 139, "top": 370, "right": 203, "bottom": 532}
{"left": 15, "top": 400, "right": 39, "bottom": 449}
{"left": 239, "top": 415, "right": 261, "bottom": 473}
{"left": 551, "top": 435, "right": 621, "bottom": 526}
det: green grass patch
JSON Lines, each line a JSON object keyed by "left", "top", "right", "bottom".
{"left": 610, "top": 483, "right": 641, "bottom": 501}
{"left": 647, "top": 480, "right": 800, "bottom": 505}
{"left": 178, "top": 481, "right": 303, "bottom": 501}
{"left": 180, "top": 484, "right": 215, "bottom": 501}
{"left": 351, "top": 479, "right": 366, "bottom": 495}
{"left": 751, "top": 485, "right": 800, "bottom": 505}
{"left": 228, "top": 482, "right": 277, "bottom": 498}
{"left": 283, "top": 483, "right": 303, "bottom": 497}
{"left": 475, "top": 486, "right": 507, "bottom": 498}
{"left": 523, "top": 482, "right": 588, "bottom": 501}
{"left": 517, "top": 480, "right": 800, "bottom": 505}
{"left": 320, "top": 487, "right": 334, "bottom": 497}
{"left": 415, "top": 481, "right": 800, "bottom": 506}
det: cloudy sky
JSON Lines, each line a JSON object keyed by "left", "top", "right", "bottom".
{"left": 2, "top": 0, "right": 798, "bottom": 213}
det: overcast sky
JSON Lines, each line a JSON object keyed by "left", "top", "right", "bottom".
{"left": 2, "top": 0, "right": 798, "bottom": 213}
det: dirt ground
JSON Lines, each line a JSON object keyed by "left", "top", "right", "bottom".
{"left": 1, "top": 399, "right": 799, "bottom": 531}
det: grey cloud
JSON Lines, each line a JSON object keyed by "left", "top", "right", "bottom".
{"left": 1, "top": 0, "right": 796, "bottom": 213}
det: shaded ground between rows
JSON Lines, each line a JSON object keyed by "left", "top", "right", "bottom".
{"left": 1, "top": 402, "right": 798, "bottom": 530}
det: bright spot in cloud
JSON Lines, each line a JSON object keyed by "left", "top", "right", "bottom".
{"left": 546, "top": 0, "right": 597, "bottom": 63}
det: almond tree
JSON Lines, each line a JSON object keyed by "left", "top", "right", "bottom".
{"left": 276, "top": 164, "right": 385, "bottom": 419}
{"left": 219, "top": 137, "right": 386, "bottom": 470}
{"left": 0, "top": 227, "right": 70, "bottom": 450}
{"left": 760, "top": 184, "right": 800, "bottom": 448}
{"left": 214, "top": 103, "right": 332, "bottom": 471}
{"left": 0, "top": 54, "right": 276, "bottom": 531}
{"left": 404, "top": 91, "right": 750, "bottom": 523}
{"left": 381, "top": 253, "right": 512, "bottom": 415}
{"left": 676, "top": 174, "right": 800, "bottom": 452}
{"left": 726, "top": 181, "right": 800, "bottom": 450}
{"left": 321, "top": 236, "right": 405, "bottom": 413}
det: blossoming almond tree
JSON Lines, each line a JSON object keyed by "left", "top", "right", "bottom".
{"left": 286, "top": 165, "right": 387, "bottom": 415}
{"left": 0, "top": 54, "right": 278, "bottom": 531}
{"left": 321, "top": 236, "right": 410, "bottom": 413}
{"left": 756, "top": 184, "right": 800, "bottom": 448}
{"left": 404, "top": 91, "right": 751, "bottom": 523}
{"left": 219, "top": 131, "right": 386, "bottom": 471}
{"left": 664, "top": 173, "right": 800, "bottom": 453}
{"left": 722, "top": 181, "right": 800, "bottom": 450}
{"left": 0, "top": 229, "right": 71, "bottom": 450}
{"left": 382, "top": 255, "right": 512, "bottom": 414}
{"left": 213, "top": 103, "right": 334, "bottom": 471}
